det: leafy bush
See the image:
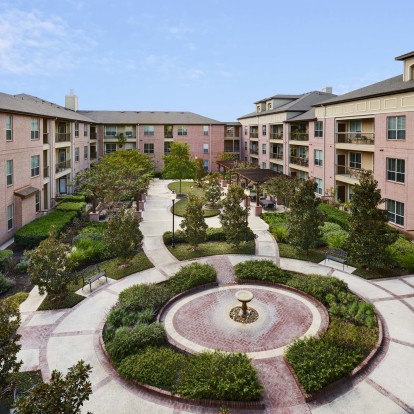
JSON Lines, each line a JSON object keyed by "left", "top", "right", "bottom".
{"left": 318, "top": 203, "right": 349, "bottom": 230}
{"left": 56, "top": 202, "right": 86, "bottom": 212}
{"left": 118, "top": 283, "right": 170, "bottom": 313}
{"left": 205, "top": 227, "right": 227, "bottom": 242}
{"left": 320, "top": 222, "right": 348, "bottom": 249}
{"left": 2, "top": 292, "right": 29, "bottom": 306}
{"left": 79, "top": 221, "right": 107, "bottom": 235}
{"left": 175, "top": 351, "right": 263, "bottom": 401}
{"left": 235, "top": 259, "right": 290, "bottom": 284}
{"left": 166, "top": 262, "right": 217, "bottom": 296}
{"left": 119, "top": 347, "right": 187, "bottom": 391}
{"left": 14, "top": 256, "right": 30, "bottom": 275}
{"left": 106, "top": 323, "right": 167, "bottom": 362}
{"left": 55, "top": 195, "right": 85, "bottom": 202}
{"left": 0, "top": 273, "right": 14, "bottom": 293}
{"left": 272, "top": 224, "right": 288, "bottom": 243}
{"left": 0, "top": 250, "right": 13, "bottom": 273}
{"left": 261, "top": 212, "right": 286, "bottom": 226}
{"left": 70, "top": 234, "right": 108, "bottom": 267}
{"left": 14, "top": 211, "right": 77, "bottom": 248}
{"left": 387, "top": 236, "right": 414, "bottom": 271}
{"left": 285, "top": 337, "right": 364, "bottom": 394}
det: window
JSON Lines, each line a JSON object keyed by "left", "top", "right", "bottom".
{"left": 203, "top": 143, "right": 209, "bottom": 154}
{"left": 387, "top": 199, "right": 404, "bottom": 226}
{"left": 262, "top": 162, "right": 266, "bottom": 169}
{"left": 298, "top": 171, "right": 308, "bottom": 181}
{"left": 75, "top": 122, "right": 79, "bottom": 137}
{"left": 84, "top": 124, "right": 88, "bottom": 137}
{"left": 125, "top": 126, "right": 133, "bottom": 137}
{"left": 250, "top": 126, "right": 258, "bottom": 138}
{"left": 84, "top": 146, "right": 88, "bottom": 160}
{"left": 6, "top": 160, "right": 13, "bottom": 186}
{"left": 267, "top": 103, "right": 272, "bottom": 110}
{"left": 244, "top": 127, "right": 248, "bottom": 136}
{"left": 349, "top": 152, "right": 361, "bottom": 169}
{"left": 105, "top": 126, "right": 117, "bottom": 136}
{"left": 387, "top": 116, "right": 406, "bottom": 140}
{"left": 31, "top": 155, "right": 40, "bottom": 177}
{"left": 244, "top": 142, "right": 247, "bottom": 150}
{"left": 348, "top": 185, "right": 354, "bottom": 200}
{"left": 262, "top": 143, "right": 267, "bottom": 155}
{"left": 144, "top": 125, "right": 154, "bottom": 136}
{"left": 262, "top": 125, "right": 266, "bottom": 136}
{"left": 314, "top": 178, "right": 323, "bottom": 194}
{"left": 7, "top": 204, "right": 14, "bottom": 231}
{"left": 105, "top": 143, "right": 116, "bottom": 154}
{"left": 6, "top": 115, "right": 12, "bottom": 141}
{"left": 349, "top": 120, "right": 362, "bottom": 137}
{"left": 164, "top": 125, "right": 173, "bottom": 138}
{"left": 75, "top": 147, "right": 79, "bottom": 162}
{"left": 144, "top": 143, "right": 154, "bottom": 153}
{"left": 178, "top": 126, "right": 187, "bottom": 136}
{"left": 203, "top": 126, "right": 209, "bottom": 136}
{"left": 164, "top": 141, "right": 171, "bottom": 154}
{"left": 257, "top": 105, "right": 261, "bottom": 112}
{"left": 35, "top": 191, "right": 40, "bottom": 212}
{"left": 314, "top": 121, "right": 323, "bottom": 138}
{"left": 314, "top": 150, "right": 323, "bottom": 166}
{"left": 31, "top": 118, "right": 40, "bottom": 140}
{"left": 203, "top": 160, "right": 209, "bottom": 171}
{"left": 387, "top": 158, "right": 405, "bottom": 183}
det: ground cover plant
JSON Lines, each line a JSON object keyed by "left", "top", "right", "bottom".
{"left": 104, "top": 263, "right": 263, "bottom": 402}
{"left": 234, "top": 259, "right": 379, "bottom": 394}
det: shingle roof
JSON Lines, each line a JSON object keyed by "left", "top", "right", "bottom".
{"left": 288, "top": 108, "right": 316, "bottom": 122}
{"left": 315, "top": 75, "right": 414, "bottom": 106}
{"left": 254, "top": 94, "right": 301, "bottom": 104}
{"left": 395, "top": 51, "right": 414, "bottom": 61}
{"left": 78, "top": 110, "right": 223, "bottom": 125}
{"left": 0, "top": 93, "right": 93, "bottom": 122}
{"left": 238, "top": 91, "right": 336, "bottom": 120}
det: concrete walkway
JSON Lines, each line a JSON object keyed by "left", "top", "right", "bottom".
{"left": 15, "top": 179, "right": 414, "bottom": 413}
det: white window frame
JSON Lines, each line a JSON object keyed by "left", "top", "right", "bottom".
{"left": 74, "top": 122, "right": 79, "bottom": 137}
{"left": 387, "top": 199, "right": 404, "bottom": 226}
{"left": 143, "top": 143, "right": 154, "bottom": 154}
{"left": 75, "top": 147, "right": 79, "bottom": 162}
{"left": 178, "top": 126, "right": 187, "bottom": 136}
{"left": 314, "top": 149, "right": 323, "bottom": 166}
{"left": 387, "top": 116, "right": 406, "bottom": 140}
{"left": 7, "top": 204, "right": 14, "bottom": 231}
{"left": 84, "top": 124, "right": 88, "bottom": 137}
{"left": 35, "top": 191, "right": 40, "bottom": 212}
{"left": 203, "top": 160, "right": 209, "bottom": 171}
{"left": 203, "top": 126, "right": 209, "bottom": 136}
{"left": 31, "top": 155, "right": 40, "bottom": 177}
{"left": 84, "top": 146, "right": 88, "bottom": 160}
{"left": 105, "top": 143, "right": 117, "bottom": 154}
{"left": 262, "top": 162, "right": 266, "bottom": 169}
{"left": 386, "top": 158, "right": 405, "bottom": 183}
{"left": 203, "top": 143, "right": 209, "bottom": 154}
{"left": 349, "top": 152, "right": 361, "bottom": 169}
{"left": 6, "top": 160, "right": 13, "bottom": 186}
{"left": 314, "top": 178, "right": 323, "bottom": 194}
{"left": 144, "top": 125, "right": 155, "bottom": 136}
{"left": 105, "top": 126, "right": 117, "bottom": 136}
{"left": 262, "top": 143, "right": 267, "bottom": 155}
{"left": 314, "top": 121, "right": 323, "bottom": 138}
{"left": 31, "top": 118, "right": 40, "bottom": 140}
{"left": 6, "top": 115, "right": 12, "bottom": 141}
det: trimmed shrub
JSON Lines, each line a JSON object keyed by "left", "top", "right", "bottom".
{"left": 56, "top": 202, "right": 86, "bottom": 212}
{"left": 320, "top": 222, "right": 348, "bottom": 249}
{"left": 55, "top": 195, "right": 85, "bottom": 202}
{"left": 175, "top": 351, "right": 263, "bottom": 401}
{"left": 205, "top": 227, "right": 227, "bottom": 242}
{"left": 119, "top": 347, "right": 187, "bottom": 391}
{"left": 106, "top": 323, "right": 167, "bottom": 362}
{"left": 0, "top": 273, "right": 14, "bottom": 293}
{"left": 118, "top": 283, "right": 170, "bottom": 313}
{"left": 167, "top": 262, "right": 217, "bottom": 296}
{"left": 235, "top": 259, "right": 290, "bottom": 284}
{"left": 14, "top": 211, "right": 77, "bottom": 248}
{"left": 318, "top": 203, "right": 349, "bottom": 230}
{"left": 272, "top": 224, "right": 288, "bottom": 243}
{"left": 0, "top": 250, "right": 13, "bottom": 273}
{"left": 14, "top": 257, "right": 30, "bottom": 274}
{"left": 70, "top": 234, "right": 108, "bottom": 267}
{"left": 79, "top": 221, "right": 107, "bottom": 235}
{"left": 387, "top": 236, "right": 414, "bottom": 272}
{"left": 163, "top": 230, "right": 187, "bottom": 245}
{"left": 285, "top": 337, "right": 364, "bottom": 394}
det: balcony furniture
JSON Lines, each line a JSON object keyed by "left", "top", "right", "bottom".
{"left": 325, "top": 248, "right": 348, "bottom": 270}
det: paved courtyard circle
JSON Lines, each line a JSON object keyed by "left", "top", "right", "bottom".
{"left": 163, "top": 284, "right": 326, "bottom": 359}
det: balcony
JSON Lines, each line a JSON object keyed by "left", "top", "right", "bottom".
{"left": 164, "top": 132, "right": 173, "bottom": 139}
{"left": 90, "top": 132, "right": 97, "bottom": 140}
{"left": 43, "top": 166, "right": 50, "bottom": 178}
{"left": 250, "top": 148, "right": 259, "bottom": 155}
{"left": 56, "top": 159, "right": 71, "bottom": 173}
{"left": 270, "top": 133, "right": 283, "bottom": 140}
{"left": 270, "top": 153, "right": 283, "bottom": 160}
{"left": 289, "top": 133, "right": 309, "bottom": 141}
{"left": 43, "top": 133, "right": 49, "bottom": 144}
{"left": 250, "top": 133, "right": 258, "bottom": 139}
{"left": 290, "top": 156, "right": 309, "bottom": 167}
{"left": 90, "top": 151, "right": 98, "bottom": 160}
{"left": 56, "top": 133, "right": 71, "bottom": 143}
{"left": 336, "top": 132, "right": 375, "bottom": 145}
{"left": 336, "top": 165, "right": 366, "bottom": 179}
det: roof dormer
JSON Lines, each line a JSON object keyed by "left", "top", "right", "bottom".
{"left": 395, "top": 51, "right": 414, "bottom": 82}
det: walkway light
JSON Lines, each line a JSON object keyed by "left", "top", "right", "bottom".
{"left": 171, "top": 191, "right": 177, "bottom": 248}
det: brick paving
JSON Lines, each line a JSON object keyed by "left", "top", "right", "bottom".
{"left": 206, "top": 254, "right": 238, "bottom": 285}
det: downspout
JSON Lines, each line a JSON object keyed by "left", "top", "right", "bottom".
{"left": 322, "top": 104, "right": 326, "bottom": 196}
{"left": 209, "top": 124, "right": 212, "bottom": 172}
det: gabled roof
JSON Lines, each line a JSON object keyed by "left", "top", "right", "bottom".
{"left": 78, "top": 110, "right": 223, "bottom": 125}
{"left": 254, "top": 94, "right": 301, "bottom": 104}
{"left": 288, "top": 108, "right": 316, "bottom": 122}
{"left": 238, "top": 91, "right": 336, "bottom": 120}
{"left": 315, "top": 75, "right": 414, "bottom": 106}
{"left": 395, "top": 51, "right": 414, "bottom": 61}
{"left": 0, "top": 93, "right": 93, "bottom": 122}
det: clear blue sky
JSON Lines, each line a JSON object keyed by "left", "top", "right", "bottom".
{"left": 1, "top": 0, "right": 413, "bottom": 121}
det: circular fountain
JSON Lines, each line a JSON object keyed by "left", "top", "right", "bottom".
{"left": 230, "top": 290, "right": 259, "bottom": 324}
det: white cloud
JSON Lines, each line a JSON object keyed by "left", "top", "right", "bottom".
{"left": 0, "top": 6, "right": 93, "bottom": 75}
{"left": 186, "top": 68, "right": 204, "bottom": 80}
{"left": 169, "top": 23, "right": 193, "bottom": 38}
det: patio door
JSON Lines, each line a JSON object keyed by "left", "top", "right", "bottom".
{"left": 337, "top": 154, "right": 345, "bottom": 174}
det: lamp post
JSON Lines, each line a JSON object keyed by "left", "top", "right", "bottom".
{"left": 244, "top": 188, "right": 250, "bottom": 227}
{"left": 171, "top": 191, "right": 177, "bottom": 248}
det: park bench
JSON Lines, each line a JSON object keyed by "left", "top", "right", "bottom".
{"left": 325, "top": 248, "right": 348, "bottom": 270}
{"left": 81, "top": 263, "right": 107, "bottom": 292}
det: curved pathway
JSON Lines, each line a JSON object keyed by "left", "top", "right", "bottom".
{"left": 16, "top": 179, "right": 414, "bottom": 413}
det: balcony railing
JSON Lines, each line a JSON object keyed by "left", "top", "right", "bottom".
{"left": 90, "top": 132, "right": 97, "bottom": 140}
{"left": 336, "top": 132, "right": 375, "bottom": 145}
{"left": 164, "top": 133, "right": 173, "bottom": 139}
{"left": 270, "top": 133, "right": 283, "bottom": 140}
{"left": 289, "top": 133, "right": 309, "bottom": 141}
{"left": 43, "top": 133, "right": 49, "bottom": 144}
{"left": 250, "top": 148, "right": 259, "bottom": 155}
{"left": 250, "top": 132, "right": 258, "bottom": 139}
{"left": 43, "top": 166, "right": 50, "bottom": 178}
{"left": 336, "top": 165, "right": 370, "bottom": 179}
{"left": 56, "top": 159, "right": 71, "bottom": 173}
{"left": 90, "top": 152, "right": 98, "bottom": 160}
{"left": 56, "top": 132, "right": 71, "bottom": 142}
{"left": 290, "top": 156, "right": 309, "bottom": 167}
{"left": 270, "top": 153, "right": 283, "bottom": 160}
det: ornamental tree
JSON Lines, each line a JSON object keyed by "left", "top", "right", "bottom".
{"left": 347, "top": 170, "right": 397, "bottom": 269}
{"left": 286, "top": 179, "right": 325, "bottom": 251}
{"left": 103, "top": 207, "right": 143, "bottom": 265}
{"left": 180, "top": 194, "right": 208, "bottom": 250}
{"left": 219, "top": 185, "right": 249, "bottom": 248}
{"left": 0, "top": 299, "right": 22, "bottom": 398}
{"left": 14, "top": 360, "right": 92, "bottom": 414}
{"left": 193, "top": 157, "right": 207, "bottom": 187}
{"left": 263, "top": 174, "right": 299, "bottom": 209}
{"left": 26, "top": 230, "right": 76, "bottom": 297}
{"left": 202, "top": 173, "right": 222, "bottom": 208}
{"left": 162, "top": 142, "right": 196, "bottom": 195}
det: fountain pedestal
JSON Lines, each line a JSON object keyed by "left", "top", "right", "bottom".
{"left": 236, "top": 290, "right": 254, "bottom": 317}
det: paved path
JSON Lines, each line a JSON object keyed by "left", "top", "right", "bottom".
{"left": 16, "top": 179, "right": 414, "bottom": 413}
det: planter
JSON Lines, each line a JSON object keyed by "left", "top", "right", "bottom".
{"left": 253, "top": 205, "right": 262, "bottom": 216}
{"left": 140, "top": 193, "right": 147, "bottom": 202}
{"left": 89, "top": 212, "right": 100, "bottom": 222}
{"left": 134, "top": 211, "right": 142, "bottom": 220}
{"left": 221, "top": 180, "right": 228, "bottom": 187}
{"left": 138, "top": 201, "right": 145, "bottom": 211}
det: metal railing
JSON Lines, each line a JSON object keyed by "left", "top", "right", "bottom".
{"left": 289, "top": 133, "right": 309, "bottom": 141}
{"left": 335, "top": 132, "right": 375, "bottom": 144}
{"left": 43, "top": 166, "right": 49, "bottom": 178}
{"left": 250, "top": 132, "right": 259, "bottom": 139}
{"left": 270, "top": 153, "right": 283, "bottom": 160}
{"left": 56, "top": 159, "right": 71, "bottom": 173}
{"left": 290, "top": 156, "right": 309, "bottom": 167}
{"left": 56, "top": 132, "right": 71, "bottom": 142}
{"left": 335, "top": 165, "right": 370, "bottom": 179}
{"left": 270, "top": 133, "right": 283, "bottom": 140}
{"left": 90, "top": 132, "right": 97, "bottom": 140}
{"left": 250, "top": 148, "right": 259, "bottom": 155}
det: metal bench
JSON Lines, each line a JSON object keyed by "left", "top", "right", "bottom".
{"left": 325, "top": 248, "right": 348, "bottom": 270}
{"left": 81, "top": 264, "right": 107, "bottom": 292}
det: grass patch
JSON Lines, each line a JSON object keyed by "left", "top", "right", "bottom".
{"left": 38, "top": 292, "right": 85, "bottom": 310}
{"left": 167, "top": 181, "right": 204, "bottom": 196}
{"left": 99, "top": 252, "right": 154, "bottom": 280}
{"left": 353, "top": 266, "right": 409, "bottom": 280}
{"left": 171, "top": 197, "right": 219, "bottom": 217}
{"left": 168, "top": 241, "right": 255, "bottom": 261}
{"left": 278, "top": 243, "right": 326, "bottom": 263}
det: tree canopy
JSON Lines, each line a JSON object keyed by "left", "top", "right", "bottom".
{"left": 180, "top": 194, "right": 208, "bottom": 250}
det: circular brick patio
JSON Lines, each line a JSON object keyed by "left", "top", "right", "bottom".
{"left": 163, "top": 284, "right": 326, "bottom": 359}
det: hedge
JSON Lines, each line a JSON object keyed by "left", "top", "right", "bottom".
{"left": 14, "top": 211, "right": 78, "bottom": 248}
{"left": 317, "top": 203, "right": 349, "bottom": 230}
{"left": 55, "top": 195, "right": 85, "bottom": 202}
{"left": 0, "top": 250, "right": 13, "bottom": 272}
{"left": 55, "top": 202, "right": 86, "bottom": 212}
{"left": 387, "top": 236, "right": 414, "bottom": 272}
{"left": 235, "top": 260, "right": 290, "bottom": 284}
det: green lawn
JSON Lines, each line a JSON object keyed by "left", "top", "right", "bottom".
{"left": 38, "top": 292, "right": 85, "bottom": 311}
{"left": 171, "top": 197, "right": 219, "bottom": 218}
{"left": 278, "top": 243, "right": 326, "bottom": 263}
{"left": 168, "top": 241, "right": 255, "bottom": 261}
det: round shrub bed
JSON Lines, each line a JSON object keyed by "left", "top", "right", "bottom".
{"left": 234, "top": 259, "right": 380, "bottom": 395}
